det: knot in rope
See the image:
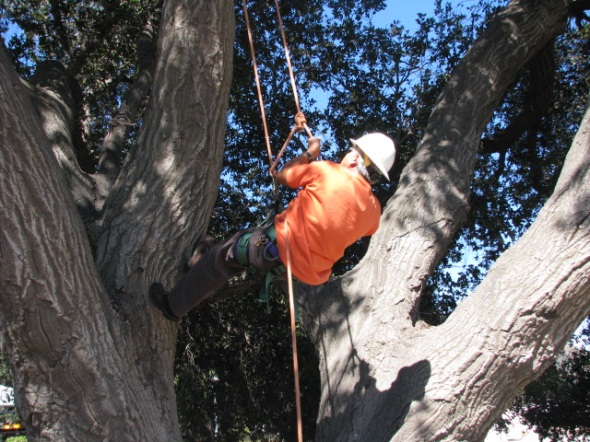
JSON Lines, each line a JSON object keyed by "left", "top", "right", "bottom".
{"left": 294, "top": 111, "right": 307, "bottom": 133}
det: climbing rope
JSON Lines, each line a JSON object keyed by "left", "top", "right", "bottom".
{"left": 241, "top": 0, "right": 273, "bottom": 167}
{"left": 285, "top": 223, "right": 303, "bottom": 442}
{"left": 274, "top": 0, "right": 302, "bottom": 115}
{"left": 242, "top": 0, "right": 314, "bottom": 174}
{"left": 241, "top": 1, "right": 307, "bottom": 441}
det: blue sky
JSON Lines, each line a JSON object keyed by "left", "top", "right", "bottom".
{"left": 2, "top": 1, "right": 467, "bottom": 38}
{"left": 375, "top": 1, "right": 438, "bottom": 28}
{"left": 0, "top": 1, "right": 460, "bottom": 41}
{"left": 374, "top": 0, "right": 476, "bottom": 29}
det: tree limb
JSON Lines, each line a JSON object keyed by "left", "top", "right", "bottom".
{"left": 27, "top": 60, "right": 97, "bottom": 224}
{"left": 404, "top": 96, "right": 590, "bottom": 441}
{"left": 95, "top": 0, "right": 235, "bottom": 308}
{"left": 301, "top": 1, "right": 572, "bottom": 438}
{"left": 94, "top": 19, "right": 157, "bottom": 213}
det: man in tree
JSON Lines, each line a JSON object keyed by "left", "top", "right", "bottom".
{"left": 3, "top": 0, "right": 590, "bottom": 439}
{"left": 150, "top": 128, "right": 396, "bottom": 321}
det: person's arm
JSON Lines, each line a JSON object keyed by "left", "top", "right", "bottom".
{"left": 273, "top": 137, "right": 321, "bottom": 186}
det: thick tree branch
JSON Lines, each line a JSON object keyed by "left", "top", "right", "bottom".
{"left": 301, "top": 1, "right": 572, "bottom": 439}
{"left": 366, "top": 0, "right": 568, "bottom": 328}
{"left": 27, "top": 60, "right": 97, "bottom": 223}
{"left": 95, "top": 19, "right": 157, "bottom": 212}
{"left": 403, "top": 96, "right": 590, "bottom": 441}
{"left": 1, "top": 19, "right": 195, "bottom": 435}
{"left": 0, "top": 43, "right": 164, "bottom": 440}
{"left": 95, "top": 0, "right": 235, "bottom": 313}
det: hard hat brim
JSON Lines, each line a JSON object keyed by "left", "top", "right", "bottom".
{"left": 350, "top": 139, "right": 390, "bottom": 181}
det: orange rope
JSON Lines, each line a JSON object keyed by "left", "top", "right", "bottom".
{"left": 242, "top": 2, "right": 305, "bottom": 441}
{"left": 242, "top": 0, "right": 273, "bottom": 167}
{"left": 274, "top": 6, "right": 306, "bottom": 424}
{"left": 274, "top": 0, "right": 313, "bottom": 139}
{"left": 269, "top": 125, "right": 298, "bottom": 175}
{"left": 285, "top": 225, "right": 303, "bottom": 442}
{"left": 274, "top": 0, "right": 301, "bottom": 115}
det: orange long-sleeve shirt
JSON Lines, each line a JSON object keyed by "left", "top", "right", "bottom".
{"left": 274, "top": 161, "right": 381, "bottom": 285}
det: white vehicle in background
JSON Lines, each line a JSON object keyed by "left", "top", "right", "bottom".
{"left": 0, "top": 386, "right": 14, "bottom": 408}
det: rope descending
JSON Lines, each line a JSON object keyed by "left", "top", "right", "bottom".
{"left": 241, "top": 1, "right": 310, "bottom": 441}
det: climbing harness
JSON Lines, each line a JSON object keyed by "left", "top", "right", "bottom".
{"left": 234, "top": 223, "right": 287, "bottom": 303}
{"left": 241, "top": 1, "right": 310, "bottom": 440}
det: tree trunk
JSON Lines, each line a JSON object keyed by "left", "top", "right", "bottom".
{"left": 0, "top": 0, "right": 234, "bottom": 440}
{"left": 2, "top": 0, "right": 590, "bottom": 441}
{"left": 298, "top": 1, "right": 588, "bottom": 440}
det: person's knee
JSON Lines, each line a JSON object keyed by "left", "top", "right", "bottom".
{"left": 247, "top": 228, "right": 281, "bottom": 273}
{"left": 187, "top": 235, "right": 215, "bottom": 269}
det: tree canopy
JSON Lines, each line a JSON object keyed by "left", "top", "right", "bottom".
{"left": 1, "top": 0, "right": 590, "bottom": 440}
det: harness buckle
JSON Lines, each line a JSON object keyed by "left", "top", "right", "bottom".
{"left": 255, "top": 237, "right": 268, "bottom": 247}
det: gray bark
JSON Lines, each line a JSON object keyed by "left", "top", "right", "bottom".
{"left": 0, "top": 0, "right": 234, "bottom": 440}
{"left": 299, "top": 1, "right": 588, "bottom": 440}
{"left": 0, "top": 42, "right": 164, "bottom": 440}
{"left": 25, "top": 18, "right": 157, "bottom": 229}
{"left": 95, "top": 0, "right": 233, "bottom": 302}
{"left": 1, "top": 0, "right": 589, "bottom": 441}
{"left": 95, "top": 20, "right": 157, "bottom": 212}
{"left": 27, "top": 60, "right": 96, "bottom": 223}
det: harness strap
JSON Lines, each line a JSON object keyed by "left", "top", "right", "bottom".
{"left": 234, "top": 225, "right": 288, "bottom": 303}
{"left": 236, "top": 232, "right": 254, "bottom": 270}
{"left": 261, "top": 224, "right": 286, "bottom": 275}
{"left": 234, "top": 226, "right": 285, "bottom": 273}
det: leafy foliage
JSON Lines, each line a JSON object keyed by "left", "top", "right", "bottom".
{"left": 175, "top": 292, "right": 320, "bottom": 441}
{"left": 0, "top": 352, "right": 11, "bottom": 387}
{"left": 1, "top": 0, "right": 161, "bottom": 164}
{"left": 512, "top": 346, "right": 590, "bottom": 441}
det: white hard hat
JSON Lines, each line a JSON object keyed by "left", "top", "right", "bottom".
{"left": 350, "top": 133, "right": 396, "bottom": 180}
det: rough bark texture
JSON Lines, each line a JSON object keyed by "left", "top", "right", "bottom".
{"left": 0, "top": 0, "right": 234, "bottom": 440}
{"left": 1, "top": 0, "right": 589, "bottom": 441}
{"left": 95, "top": 20, "right": 157, "bottom": 211}
{"left": 94, "top": 0, "right": 233, "bottom": 308}
{"left": 298, "top": 1, "right": 587, "bottom": 440}
{"left": 0, "top": 44, "right": 148, "bottom": 440}
{"left": 27, "top": 60, "right": 96, "bottom": 222}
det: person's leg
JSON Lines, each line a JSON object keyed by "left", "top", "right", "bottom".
{"left": 150, "top": 224, "right": 283, "bottom": 321}
{"left": 167, "top": 230, "right": 246, "bottom": 318}
{"left": 187, "top": 235, "right": 215, "bottom": 270}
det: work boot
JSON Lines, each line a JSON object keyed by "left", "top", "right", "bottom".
{"left": 187, "top": 235, "right": 215, "bottom": 270}
{"left": 149, "top": 283, "right": 179, "bottom": 322}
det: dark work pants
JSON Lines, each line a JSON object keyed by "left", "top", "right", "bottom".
{"left": 168, "top": 224, "right": 282, "bottom": 318}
